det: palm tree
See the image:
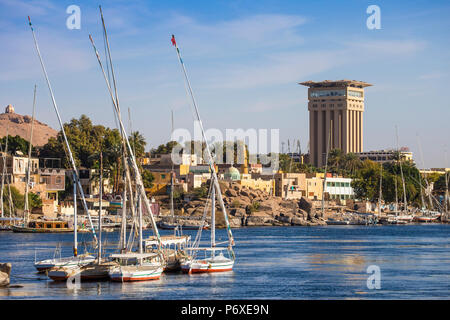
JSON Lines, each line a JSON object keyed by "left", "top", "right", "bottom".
{"left": 343, "top": 153, "right": 362, "bottom": 176}
{"left": 129, "top": 131, "right": 146, "bottom": 158}
{"left": 327, "top": 149, "right": 344, "bottom": 174}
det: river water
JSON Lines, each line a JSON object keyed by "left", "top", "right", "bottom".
{"left": 0, "top": 224, "right": 449, "bottom": 299}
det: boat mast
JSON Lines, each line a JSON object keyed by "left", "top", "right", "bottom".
{"left": 24, "top": 85, "right": 37, "bottom": 224}
{"left": 378, "top": 163, "right": 382, "bottom": 215}
{"left": 0, "top": 125, "right": 9, "bottom": 218}
{"left": 170, "top": 110, "right": 175, "bottom": 224}
{"left": 73, "top": 172, "right": 77, "bottom": 256}
{"left": 321, "top": 120, "right": 332, "bottom": 217}
{"left": 417, "top": 136, "right": 433, "bottom": 211}
{"left": 171, "top": 35, "right": 235, "bottom": 249}
{"left": 394, "top": 176, "right": 399, "bottom": 216}
{"left": 98, "top": 6, "right": 138, "bottom": 249}
{"left": 395, "top": 126, "right": 408, "bottom": 215}
{"left": 211, "top": 182, "right": 216, "bottom": 257}
{"left": 89, "top": 34, "right": 163, "bottom": 251}
{"left": 98, "top": 151, "right": 103, "bottom": 264}
{"left": 28, "top": 17, "right": 98, "bottom": 243}
{"left": 138, "top": 191, "right": 143, "bottom": 255}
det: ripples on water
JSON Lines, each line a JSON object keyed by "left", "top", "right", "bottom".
{"left": 0, "top": 224, "right": 449, "bottom": 299}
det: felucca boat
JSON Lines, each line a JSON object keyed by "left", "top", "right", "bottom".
{"left": 27, "top": 16, "right": 99, "bottom": 276}
{"left": 88, "top": 6, "right": 165, "bottom": 281}
{"left": 169, "top": 35, "right": 236, "bottom": 274}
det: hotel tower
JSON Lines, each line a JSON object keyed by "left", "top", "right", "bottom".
{"left": 299, "top": 80, "right": 372, "bottom": 167}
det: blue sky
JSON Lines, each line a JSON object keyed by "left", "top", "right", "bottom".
{"left": 0, "top": 0, "right": 449, "bottom": 167}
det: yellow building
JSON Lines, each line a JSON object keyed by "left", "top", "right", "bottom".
{"left": 239, "top": 173, "right": 273, "bottom": 193}
{"left": 306, "top": 177, "right": 323, "bottom": 200}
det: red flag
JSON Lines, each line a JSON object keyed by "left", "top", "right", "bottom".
{"left": 171, "top": 35, "right": 176, "bottom": 46}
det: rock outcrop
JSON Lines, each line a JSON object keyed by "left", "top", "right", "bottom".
{"left": 0, "top": 263, "right": 11, "bottom": 287}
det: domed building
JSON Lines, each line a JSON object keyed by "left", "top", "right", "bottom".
{"left": 224, "top": 166, "right": 241, "bottom": 181}
{"left": 5, "top": 104, "right": 15, "bottom": 114}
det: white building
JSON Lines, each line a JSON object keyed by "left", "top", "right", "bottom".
{"left": 324, "top": 177, "right": 354, "bottom": 201}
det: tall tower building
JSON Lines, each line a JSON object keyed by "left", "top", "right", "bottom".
{"left": 299, "top": 80, "right": 372, "bottom": 167}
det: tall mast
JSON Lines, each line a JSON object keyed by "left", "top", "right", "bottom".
{"left": 119, "top": 173, "right": 127, "bottom": 251}
{"left": 321, "top": 120, "right": 332, "bottom": 217}
{"left": 98, "top": 6, "right": 137, "bottom": 245}
{"left": 378, "top": 163, "right": 382, "bottom": 215}
{"left": 138, "top": 191, "right": 143, "bottom": 255}
{"left": 395, "top": 176, "right": 399, "bottom": 216}
{"left": 211, "top": 183, "right": 216, "bottom": 255}
{"left": 89, "top": 34, "right": 163, "bottom": 250}
{"left": 73, "top": 172, "right": 77, "bottom": 256}
{"left": 28, "top": 17, "right": 98, "bottom": 244}
{"left": 170, "top": 110, "right": 175, "bottom": 220}
{"left": 0, "top": 125, "right": 9, "bottom": 218}
{"left": 171, "top": 35, "right": 235, "bottom": 249}
{"left": 98, "top": 151, "right": 103, "bottom": 263}
{"left": 417, "top": 135, "right": 433, "bottom": 210}
{"left": 24, "top": 84, "right": 37, "bottom": 223}
{"left": 395, "top": 126, "right": 408, "bottom": 215}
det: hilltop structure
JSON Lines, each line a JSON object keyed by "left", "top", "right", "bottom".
{"left": 0, "top": 104, "right": 57, "bottom": 146}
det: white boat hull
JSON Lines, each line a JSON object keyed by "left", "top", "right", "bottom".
{"left": 181, "top": 258, "right": 234, "bottom": 273}
{"left": 34, "top": 255, "right": 95, "bottom": 273}
{"left": 109, "top": 264, "right": 163, "bottom": 282}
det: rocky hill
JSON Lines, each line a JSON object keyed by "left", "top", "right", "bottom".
{"left": 0, "top": 105, "right": 57, "bottom": 146}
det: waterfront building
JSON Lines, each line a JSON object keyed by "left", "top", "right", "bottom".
{"left": 305, "top": 176, "right": 323, "bottom": 201}
{"left": 324, "top": 177, "right": 354, "bottom": 202}
{"left": 300, "top": 80, "right": 372, "bottom": 167}
{"left": 274, "top": 173, "right": 307, "bottom": 199}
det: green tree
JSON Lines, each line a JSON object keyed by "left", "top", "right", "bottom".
{"left": 327, "top": 149, "right": 344, "bottom": 174}
{"left": 129, "top": 131, "right": 146, "bottom": 158}
{"left": 0, "top": 135, "right": 31, "bottom": 155}
{"left": 141, "top": 170, "right": 154, "bottom": 188}
{"left": 151, "top": 141, "right": 181, "bottom": 154}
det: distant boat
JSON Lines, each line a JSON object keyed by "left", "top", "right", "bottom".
{"left": 11, "top": 221, "right": 76, "bottom": 233}
{"left": 157, "top": 220, "right": 209, "bottom": 230}
{"left": 326, "top": 219, "right": 349, "bottom": 225}
{"left": 413, "top": 216, "right": 439, "bottom": 223}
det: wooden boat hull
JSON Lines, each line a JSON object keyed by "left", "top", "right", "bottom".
{"left": 11, "top": 225, "right": 73, "bottom": 233}
{"left": 79, "top": 262, "right": 116, "bottom": 281}
{"left": 48, "top": 266, "right": 81, "bottom": 281}
{"left": 413, "top": 217, "right": 439, "bottom": 223}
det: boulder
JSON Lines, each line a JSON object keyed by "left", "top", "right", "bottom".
{"left": 240, "top": 190, "right": 250, "bottom": 197}
{"left": 299, "top": 197, "right": 313, "bottom": 213}
{"left": 291, "top": 216, "right": 308, "bottom": 226}
{"left": 275, "top": 214, "right": 292, "bottom": 224}
{"left": 229, "top": 217, "right": 242, "bottom": 228}
{"left": 0, "top": 263, "right": 11, "bottom": 287}
{"left": 297, "top": 209, "right": 308, "bottom": 220}
{"left": 225, "top": 189, "right": 238, "bottom": 197}
{"left": 231, "top": 208, "right": 246, "bottom": 217}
